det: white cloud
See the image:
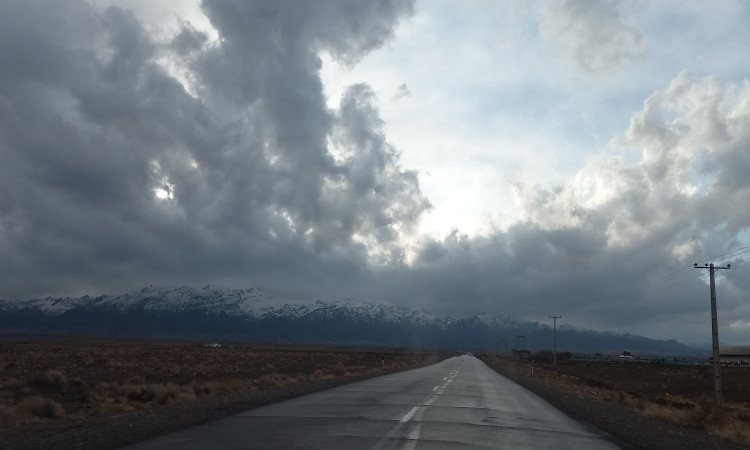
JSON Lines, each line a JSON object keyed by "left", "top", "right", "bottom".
{"left": 539, "top": 0, "right": 645, "bottom": 75}
{"left": 391, "top": 70, "right": 750, "bottom": 344}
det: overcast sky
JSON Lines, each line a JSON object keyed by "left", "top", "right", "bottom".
{"left": 2, "top": 0, "right": 750, "bottom": 346}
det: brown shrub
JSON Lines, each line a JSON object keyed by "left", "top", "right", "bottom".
{"left": 43, "top": 369, "right": 67, "bottom": 386}
{"left": 33, "top": 369, "right": 68, "bottom": 390}
{"left": 68, "top": 378, "right": 93, "bottom": 402}
{"left": 699, "top": 406, "right": 750, "bottom": 445}
{"left": 17, "top": 396, "right": 65, "bottom": 419}
{"left": 0, "top": 404, "right": 15, "bottom": 427}
{"left": 193, "top": 381, "right": 219, "bottom": 396}
{"left": 154, "top": 383, "right": 195, "bottom": 405}
{"left": 256, "top": 373, "right": 297, "bottom": 389}
{"left": 332, "top": 363, "right": 346, "bottom": 377}
{"left": 129, "top": 375, "right": 146, "bottom": 385}
{"left": 124, "top": 384, "right": 157, "bottom": 403}
{"left": 174, "top": 385, "right": 197, "bottom": 403}
{"left": 151, "top": 385, "right": 174, "bottom": 405}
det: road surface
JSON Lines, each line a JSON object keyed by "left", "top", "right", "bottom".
{"left": 125, "top": 355, "right": 617, "bottom": 449}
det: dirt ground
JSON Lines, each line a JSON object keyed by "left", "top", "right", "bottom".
{"left": 0, "top": 335, "right": 442, "bottom": 432}
{"left": 481, "top": 355, "right": 750, "bottom": 448}
{"left": 554, "top": 359, "right": 750, "bottom": 404}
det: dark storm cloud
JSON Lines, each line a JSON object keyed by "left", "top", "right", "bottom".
{"left": 0, "top": 0, "right": 420, "bottom": 298}
{"left": 2, "top": 1, "right": 749, "bottom": 345}
{"left": 170, "top": 20, "right": 209, "bottom": 56}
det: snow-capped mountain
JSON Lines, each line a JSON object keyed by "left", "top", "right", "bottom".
{"left": 0, "top": 285, "right": 703, "bottom": 356}
{"left": 0, "top": 285, "right": 445, "bottom": 325}
{"left": 0, "top": 285, "right": 437, "bottom": 322}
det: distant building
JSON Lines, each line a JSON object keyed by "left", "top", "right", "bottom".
{"left": 618, "top": 349, "right": 633, "bottom": 360}
{"left": 719, "top": 346, "right": 750, "bottom": 366}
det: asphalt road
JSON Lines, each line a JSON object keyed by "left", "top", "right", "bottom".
{"left": 124, "top": 355, "right": 618, "bottom": 449}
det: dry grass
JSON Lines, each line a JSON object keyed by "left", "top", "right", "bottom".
{"left": 484, "top": 356, "right": 750, "bottom": 446}
{"left": 0, "top": 336, "right": 437, "bottom": 428}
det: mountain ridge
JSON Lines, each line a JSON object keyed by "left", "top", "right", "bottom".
{"left": 0, "top": 285, "right": 706, "bottom": 356}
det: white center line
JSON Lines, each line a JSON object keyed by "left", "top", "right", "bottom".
{"left": 374, "top": 365, "right": 462, "bottom": 449}
{"left": 400, "top": 406, "right": 419, "bottom": 423}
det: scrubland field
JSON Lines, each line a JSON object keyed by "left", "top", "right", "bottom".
{"left": 482, "top": 355, "right": 750, "bottom": 447}
{"left": 4, "top": 335, "right": 749, "bottom": 449}
{"left": 0, "top": 335, "right": 437, "bottom": 430}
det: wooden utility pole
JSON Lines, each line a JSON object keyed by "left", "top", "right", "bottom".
{"left": 502, "top": 336, "right": 511, "bottom": 355}
{"left": 694, "top": 262, "right": 731, "bottom": 406}
{"left": 549, "top": 315, "right": 561, "bottom": 369}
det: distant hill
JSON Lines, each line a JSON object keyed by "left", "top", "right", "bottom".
{"left": 0, "top": 285, "right": 706, "bottom": 356}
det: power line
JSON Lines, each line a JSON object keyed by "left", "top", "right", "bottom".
{"left": 641, "top": 244, "right": 750, "bottom": 294}
{"left": 723, "top": 247, "right": 750, "bottom": 261}
{"left": 698, "top": 245, "right": 750, "bottom": 264}
{"left": 644, "top": 271, "right": 705, "bottom": 296}
{"left": 591, "top": 243, "right": 749, "bottom": 309}
{"left": 728, "top": 257, "right": 750, "bottom": 266}
{"left": 642, "top": 266, "right": 694, "bottom": 290}
{"left": 643, "top": 267, "right": 693, "bottom": 290}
